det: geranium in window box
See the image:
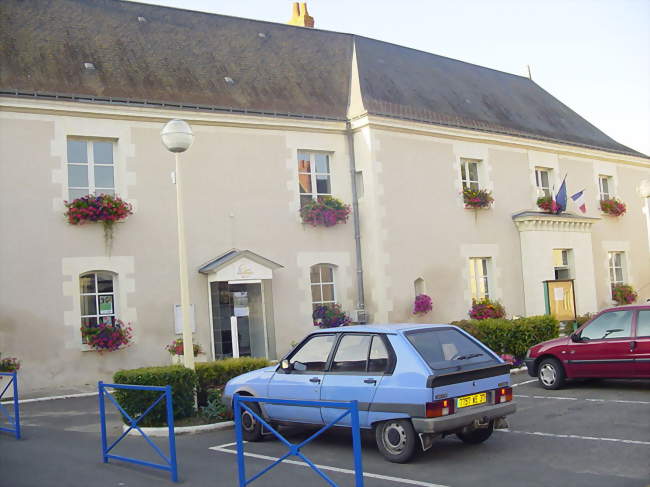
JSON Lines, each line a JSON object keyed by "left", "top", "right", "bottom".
{"left": 300, "top": 196, "right": 351, "bottom": 227}
{"left": 462, "top": 188, "right": 494, "bottom": 209}
{"left": 536, "top": 195, "right": 561, "bottom": 214}
{"left": 0, "top": 354, "right": 20, "bottom": 373}
{"left": 600, "top": 198, "right": 626, "bottom": 217}
{"left": 81, "top": 319, "right": 133, "bottom": 352}
{"left": 469, "top": 298, "right": 506, "bottom": 320}
{"left": 166, "top": 338, "right": 204, "bottom": 364}
{"left": 413, "top": 294, "right": 433, "bottom": 315}
{"left": 312, "top": 304, "right": 351, "bottom": 328}
{"left": 611, "top": 284, "right": 637, "bottom": 305}
{"left": 64, "top": 194, "right": 133, "bottom": 251}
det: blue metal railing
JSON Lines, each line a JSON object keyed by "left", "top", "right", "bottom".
{"left": 0, "top": 371, "right": 21, "bottom": 439}
{"left": 234, "top": 395, "right": 364, "bottom": 487}
{"left": 98, "top": 381, "right": 178, "bottom": 482}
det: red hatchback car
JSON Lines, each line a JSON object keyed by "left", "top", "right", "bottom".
{"left": 525, "top": 304, "right": 650, "bottom": 389}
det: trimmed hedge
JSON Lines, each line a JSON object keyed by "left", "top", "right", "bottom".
{"left": 451, "top": 315, "right": 559, "bottom": 359}
{"left": 113, "top": 365, "right": 197, "bottom": 427}
{"left": 196, "top": 357, "right": 271, "bottom": 405}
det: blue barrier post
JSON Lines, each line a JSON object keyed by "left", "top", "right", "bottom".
{"left": 0, "top": 371, "right": 20, "bottom": 440}
{"left": 98, "top": 381, "right": 178, "bottom": 482}
{"left": 233, "top": 395, "right": 364, "bottom": 487}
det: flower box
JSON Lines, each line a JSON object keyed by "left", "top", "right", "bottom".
{"left": 611, "top": 284, "right": 637, "bottom": 305}
{"left": 312, "top": 304, "right": 350, "bottom": 328}
{"left": 536, "top": 196, "right": 561, "bottom": 214}
{"left": 166, "top": 338, "right": 204, "bottom": 363}
{"left": 469, "top": 298, "right": 506, "bottom": 320}
{"left": 64, "top": 194, "right": 133, "bottom": 251}
{"left": 462, "top": 188, "right": 494, "bottom": 209}
{"left": 413, "top": 294, "right": 433, "bottom": 315}
{"left": 300, "top": 196, "right": 351, "bottom": 227}
{"left": 600, "top": 198, "right": 626, "bottom": 217}
{"left": 0, "top": 355, "right": 20, "bottom": 373}
{"left": 81, "top": 319, "right": 133, "bottom": 352}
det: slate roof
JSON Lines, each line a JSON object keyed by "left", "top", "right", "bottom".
{"left": 0, "top": 0, "right": 645, "bottom": 158}
{"left": 198, "top": 249, "right": 283, "bottom": 275}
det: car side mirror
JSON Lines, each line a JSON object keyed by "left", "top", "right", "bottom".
{"left": 281, "top": 359, "right": 292, "bottom": 371}
{"left": 570, "top": 333, "right": 582, "bottom": 343}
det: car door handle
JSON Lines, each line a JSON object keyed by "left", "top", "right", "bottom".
{"left": 363, "top": 378, "right": 377, "bottom": 384}
{"left": 629, "top": 341, "right": 637, "bottom": 352}
{"left": 309, "top": 377, "right": 321, "bottom": 383}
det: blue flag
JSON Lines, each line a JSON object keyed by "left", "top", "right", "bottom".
{"left": 555, "top": 176, "right": 567, "bottom": 213}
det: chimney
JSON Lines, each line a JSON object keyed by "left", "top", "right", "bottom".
{"left": 288, "top": 2, "right": 314, "bottom": 28}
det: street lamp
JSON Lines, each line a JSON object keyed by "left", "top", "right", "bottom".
{"left": 161, "top": 119, "right": 195, "bottom": 369}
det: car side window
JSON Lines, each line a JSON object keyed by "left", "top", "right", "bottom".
{"left": 636, "top": 310, "right": 650, "bottom": 337}
{"left": 290, "top": 334, "right": 336, "bottom": 372}
{"left": 581, "top": 311, "right": 633, "bottom": 340}
{"left": 331, "top": 335, "right": 371, "bottom": 373}
{"left": 368, "top": 336, "right": 390, "bottom": 373}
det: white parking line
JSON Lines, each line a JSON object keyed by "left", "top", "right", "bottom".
{"left": 515, "top": 394, "right": 650, "bottom": 405}
{"left": 511, "top": 379, "right": 536, "bottom": 388}
{"left": 209, "top": 442, "right": 449, "bottom": 487}
{"left": 500, "top": 429, "right": 650, "bottom": 446}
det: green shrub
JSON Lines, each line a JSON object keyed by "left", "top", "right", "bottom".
{"left": 201, "top": 389, "right": 231, "bottom": 422}
{"left": 196, "top": 357, "right": 271, "bottom": 405}
{"left": 452, "top": 315, "right": 559, "bottom": 359}
{"left": 112, "top": 365, "right": 197, "bottom": 427}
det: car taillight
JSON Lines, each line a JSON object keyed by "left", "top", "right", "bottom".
{"left": 426, "top": 399, "right": 455, "bottom": 418}
{"left": 495, "top": 387, "right": 513, "bottom": 404}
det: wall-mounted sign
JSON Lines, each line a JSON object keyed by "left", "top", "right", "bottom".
{"left": 174, "top": 304, "right": 196, "bottom": 334}
{"left": 99, "top": 295, "right": 114, "bottom": 315}
{"left": 545, "top": 280, "right": 576, "bottom": 322}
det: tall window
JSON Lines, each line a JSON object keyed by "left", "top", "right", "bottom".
{"left": 67, "top": 138, "right": 115, "bottom": 200}
{"left": 298, "top": 151, "right": 331, "bottom": 208}
{"left": 535, "top": 167, "right": 552, "bottom": 197}
{"left": 469, "top": 258, "right": 490, "bottom": 300}
{"left": 80, "top": 272, "right": 116, "bottom": 341}
{"left": 460, "top": 158, "right": 480, "bottom": 191}
{"left": 310, "top": 264, "right": 336, "bottom": 309}
{"left": 599, "top": 175, "right": 612, "bottom": 201}
{"left": 608, "top": 252, "right": 625, "bottom": 290}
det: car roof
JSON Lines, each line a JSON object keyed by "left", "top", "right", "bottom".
{"left": 310, "top": 323, "right": 453, "bottom": 334}
{"left": 599, "top": 303, "right": 650, "bottom": 312}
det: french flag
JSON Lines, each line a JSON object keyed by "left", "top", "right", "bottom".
{"left": 571, "top": 190, "right": 587, "bottom": 213}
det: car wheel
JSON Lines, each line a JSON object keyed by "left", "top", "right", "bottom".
{"left": 456, "top": 421, "right": 494, "bottom": 444}
{"left": 538, "top": 357, "right": 565, "bottom": 390}
{"left": 375, "top": 419, "right": 417, "bottom": 463}
{"left": 239, "top": 401, "right": 264, "bottom": 442}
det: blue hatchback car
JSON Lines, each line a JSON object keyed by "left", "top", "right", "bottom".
{"left": 223, "top": 324, "right": 516, "bottom": 462}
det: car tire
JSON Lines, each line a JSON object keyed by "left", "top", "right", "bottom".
{"left": 239, "top": 401, "right": 264, "bottom": 442}
{"left": 375, "top": 419, "right": 418, "bottom": 463}
{"left": 456, "top": 421, "right": 494, "bottom": 444}
{"left": 537, "top": 357, "right": 566, "bottom": 390}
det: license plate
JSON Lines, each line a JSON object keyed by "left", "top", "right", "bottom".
{"left": 457, "top": 392, "right": 487, "bottom": 408}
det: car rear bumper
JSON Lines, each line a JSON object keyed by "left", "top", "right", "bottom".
{"left": 411, "top": 401, "right": 516, "bottom": 434}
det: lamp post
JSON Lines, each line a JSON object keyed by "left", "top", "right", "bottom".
{"left": 161, "top": 119, "right": 195, "bottom": 369}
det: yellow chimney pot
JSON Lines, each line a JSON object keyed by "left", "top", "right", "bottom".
{"left": 288, "top": 2, "right": 314, "bottom": 28}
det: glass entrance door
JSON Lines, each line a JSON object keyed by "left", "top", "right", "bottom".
{"left": 210, "top": 281, "right": 266, "bottom": 359}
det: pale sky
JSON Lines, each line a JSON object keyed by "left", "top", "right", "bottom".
{"left": 132, "top": 0, "right": 650, "bottom": 156}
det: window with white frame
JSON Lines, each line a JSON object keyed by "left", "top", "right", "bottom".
{"left": 67, "top": 138, "right": 115, "bottom": 200}
{"left": 553, "top": 249, "right": 573, "bottom": 280}
{"left": 599, "top": 175, "right": 613, "bottom": 201}
{"left": 535, "top": 167, "right": 552, "bottom": 198}
{"left": 468, "top": 258, "right": 490, "bottom": 300}
{"left": 310, "top": 264, "right": 336, "bottom": 309}
{"left": 298, "top": 151, "right": 331, "bottom": 208}
{"left": 80, "top": 271, "right": 117, "bottom": 342}
{"left": 460, "top": 158, "right": 480, "bottom": 191}
{"left": 608, "top": 252, "right": 625, "bottom": 290}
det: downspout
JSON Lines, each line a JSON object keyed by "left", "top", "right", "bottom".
{"left": 346, "top": 121, "right": 367, "bottom": 322}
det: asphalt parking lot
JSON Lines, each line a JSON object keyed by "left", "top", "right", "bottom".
{"left": 1, "top": 374, "right": 649, "bottom": 487}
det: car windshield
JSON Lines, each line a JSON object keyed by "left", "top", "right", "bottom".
{"left": 405, "top": 328, "right": 498, "bottom": 371}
